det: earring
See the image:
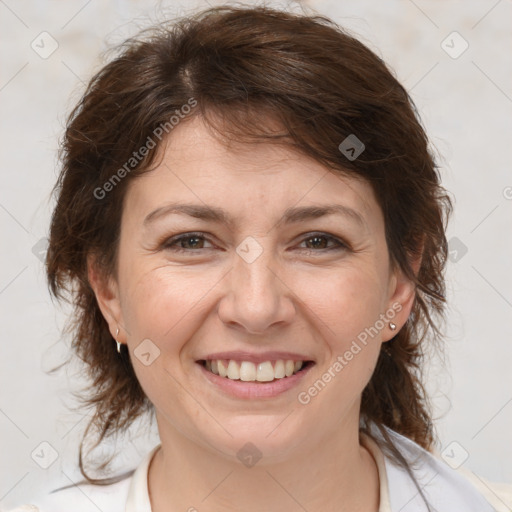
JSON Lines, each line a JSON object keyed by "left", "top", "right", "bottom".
{"left": 115, "top": 327, "right": 121, "bottom": 353}
{"left": 389, "top": 322, "right": 397, "bottom": 330}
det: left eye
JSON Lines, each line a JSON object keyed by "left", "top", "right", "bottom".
{"left": 298, "top": 234, "right": 346, "bottom": 251}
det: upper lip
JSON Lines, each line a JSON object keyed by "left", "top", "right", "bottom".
{"left": 198, "top": 351, "right": 315, "bottom": 365}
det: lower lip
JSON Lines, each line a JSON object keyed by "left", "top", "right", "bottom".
{"left": 196, "top": 361, "right": 315, "bottom": 399}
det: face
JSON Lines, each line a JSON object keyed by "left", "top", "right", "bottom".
{"left": 90, "top": 115, "right": 416, "bottom": 463}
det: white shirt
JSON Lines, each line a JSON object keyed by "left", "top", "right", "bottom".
{"left": 8, "top": 427, "right": 512, "bottom": 512}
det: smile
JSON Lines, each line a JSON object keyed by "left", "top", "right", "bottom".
{"left": 202, "top": 358, "right": 314, "bottom": 382}
{"left": 196, "top": 358, "right": 316, "bottom": 399}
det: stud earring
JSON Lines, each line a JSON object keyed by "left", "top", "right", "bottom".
{"left": 389, "top": 322, "right": 397, "bottom": 330}
{"left": 115, "top": 327, "right": 121, "bottom": 353}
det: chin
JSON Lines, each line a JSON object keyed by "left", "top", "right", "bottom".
{"left": 198, "top": 415, "right": 308, "bottom": 465}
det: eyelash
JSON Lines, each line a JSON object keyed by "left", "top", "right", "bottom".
{"left": 161, "top": 231, "right": 348, "bottom": 254}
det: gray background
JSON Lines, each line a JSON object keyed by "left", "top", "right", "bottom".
{"left": 1, "top": 0, "right": 511, "bottom": 509}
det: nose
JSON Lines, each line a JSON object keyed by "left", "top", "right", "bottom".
{"left": 217, "top": 242, "right": 296, "bottom": 335}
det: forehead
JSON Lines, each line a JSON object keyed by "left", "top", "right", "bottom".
{"left": 124, "top": 116, "right": 382, "bottom": 231}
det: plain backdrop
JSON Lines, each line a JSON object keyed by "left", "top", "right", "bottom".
{"left": 1, "top": 0, "right": 511, "bottom": 509}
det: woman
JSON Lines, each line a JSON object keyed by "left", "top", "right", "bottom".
{"left": 9, "top": 5, "right": 511, "bottom": 512}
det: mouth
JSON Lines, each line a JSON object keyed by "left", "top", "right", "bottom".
{"left": 195, "top": 358, "right": 316, "bottom": 399}
{"left": 198, "top": 358, "right": 315, "bottom": 382}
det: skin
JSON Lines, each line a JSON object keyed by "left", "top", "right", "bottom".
{"left": 88, "top": 115, "right": 419, "bottom": 512}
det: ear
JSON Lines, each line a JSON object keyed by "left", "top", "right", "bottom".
{"left": 87, "top": 253, "right": 125, "bottom": 344}
{"left": 381, "top": 248, "right": 422, "bottom": 343}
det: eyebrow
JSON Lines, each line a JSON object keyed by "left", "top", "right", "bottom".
{"left": 143, "top": 202, "right": 366, "bottom": 228}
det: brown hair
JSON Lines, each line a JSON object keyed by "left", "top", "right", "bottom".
{"left": 46, "top": 4, "right": 451, "bottom": 500}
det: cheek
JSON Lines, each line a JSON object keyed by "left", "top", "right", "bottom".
{"left": 119, "top": 263, "right": 221, "bottom": 345}
{"left": 290, "top": 265, "right": 386, "bottom": 404}
{"left": 292, "top": 264, "right": 388, "bottom": 345}
{"left": 118, "top": 267, "right": 215, "bottom": 411}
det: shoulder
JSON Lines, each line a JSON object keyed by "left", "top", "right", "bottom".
{"left": 6, "top": 474, "right": 132, "bottom": 512}
{"left": 383, "top": 427, "right": 512, "bottom": 512}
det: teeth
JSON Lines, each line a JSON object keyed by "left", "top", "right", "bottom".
{"left": 227, "top": 360, "right": 240, "bottom": 380}
{"left": 240, "top": 361, "right": 256, "bottom": 381}
{"left": 256, "top": 361, "right": 274, "bottom": 382}
{"left": 204, "top": 359, "right": 306, "bottom": 382}
{"left": 218, "top": 360, "right": 228, "bottom": 377}
{"left": 274, "top": 360, "right": 285, "bottom": 378}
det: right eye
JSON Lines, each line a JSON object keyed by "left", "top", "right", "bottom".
{"left": 162, "top": 232, "right": 214, "bottom": 253}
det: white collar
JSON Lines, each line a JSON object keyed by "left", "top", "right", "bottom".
{"left": 125, "top": 444, "right": 159, "bottom": 512}
{"left": 360, "top": 432, "right": 393, "bottom": 511}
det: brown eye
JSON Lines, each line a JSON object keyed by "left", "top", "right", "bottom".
{"left": 177, "top": 235, "right": 205, "bottom": 249}
{"left": 162, "top": 232, "right": 213, "bottom": 252}
{"left": 299, "top": 233, "right": 347, "bottom": 252}
{"left": 305, "top": 235, "right": 329, "bottom": 249}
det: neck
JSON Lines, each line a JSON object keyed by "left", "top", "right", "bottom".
{"left": 148, "top": 416, "right": 380, "bottom": 512}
